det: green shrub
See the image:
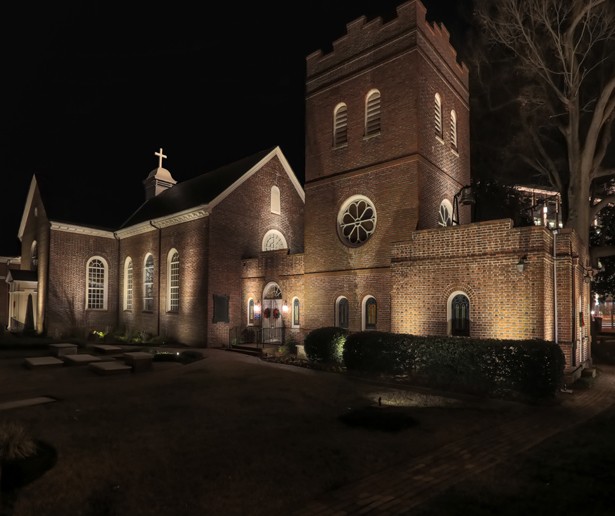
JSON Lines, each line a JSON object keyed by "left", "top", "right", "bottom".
{"left": 304, "top": 327, "right": 349, "bottom": 364}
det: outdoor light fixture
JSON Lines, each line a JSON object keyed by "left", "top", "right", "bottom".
{"left": 516, "top": 256, "right": 527, "bottom": 272}
{"left": 254, "top": 301, "right": 261, "bottom": 314}
{"left": 282, "top": 300, "right": 289, "bottom": 313}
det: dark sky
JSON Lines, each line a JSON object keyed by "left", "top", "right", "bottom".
{"left": 0, "top": 0, "right": 467, "bottom": 256}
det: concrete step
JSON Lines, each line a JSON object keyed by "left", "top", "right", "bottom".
{"left": 89, "top": 361, "right": 133, "bottom": 375}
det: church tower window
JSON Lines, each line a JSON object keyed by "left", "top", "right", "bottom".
{"left": 333, "top": 103, "right": 348, "bottom": 147}
{"left": 439, "top": 200, "right": 453, "bottom": 227}
{"left": 450, "top": 110, "right": 458, "bottom": 150}
{"left": 337, "top": 195, "right": 377, "bottom": 247}
{"left": 365, "top": 90, "right": 381, "bottom": 137}
{"left": 434, "top": 93, "right": 443, "bottom": 138}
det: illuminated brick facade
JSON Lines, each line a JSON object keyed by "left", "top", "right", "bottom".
{"left": 6, "top": 1, "right": 592, "bottom": 373}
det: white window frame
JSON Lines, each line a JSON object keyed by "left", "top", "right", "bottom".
{"left": 86, "top": 256, "right": 108, "bottom": 310}
{"left": 434, "top": 93, "right": 443, "bottom": 139}
{"left": 447, "top": 291, "right": 470, "bottom": 336}
{"left": 364, "top": 89, "right": 381, "bottom": 138}
{"left": 270, "top": 185, "right": 281, "bottom": 215}
{"left": 123, "top": 257, "right": 133, "bottom": 311}
{"left": 291, "top": 297, "right": 300, "bottom": 328}
{"left": 333, "top": 102, "right": 348, "bottom": 147}
{"left": 450, "top": 109, "right": 458, "bottom": 149}
{"left": 439, "top": 199, "right": 454, "bottom": 227}
{"left": 362, "top": 295, "right": 377, "bottom": 331}
{"left": 262, "top": 229, "right": 288, "bottom": 251}
{"left": 143, "top": 253, "right": 154, "bottom": 312}
{"left": 248, "top": 298, "right": 255, "bottom": 326}
{"left": 167, "top": 249, "right": 179, "bottom": 312}
{"left": 337, "top": 195, "right": 377, "bottom": 247}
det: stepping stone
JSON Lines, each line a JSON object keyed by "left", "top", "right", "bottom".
{"left": 123, "top": 352, "right": 154, "bottom": 372}
{"left": 24, "top": 356, "right": 64, "bottom": 369}
{"left": 92, "top": 344, "right": 123, "bottom": 355}
{"left": 63, "top": 354, "right": 103, "bottom": 366}
{"left": 89, "top": 361, "right": 132, "bottom": 375}
{"left": 49, "top": 343, "right": 79, "bottom": 357}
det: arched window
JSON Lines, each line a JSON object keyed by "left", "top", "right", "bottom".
{"left": 262, "top": 229, "right": 288, "bottom": 251}
{"left": 123, "top": 257, "right": 133, "bottom": 311}
{"left": 336, "top": 296, "right": 349, "bottom": 329}
{"left": 449, "top": 292, "right": 470, "bottom": 336}
{"left": 337, "top": 195, "right": 377, "bottom": 247}
{"left": 365, "top": 90, "right": 381, "bottom": 137}
{"left": 30, "top": 241, "right": 38, "bottom": 271}
{"left": 248, "top": 298, "right": 255, "bottom": 326}
{"left": 439, "top": 199, "right": 453, "bottom": 227}
{"left": 271, "top": 185, "right": 281, "bottom": 215}
{"left": 86, "top": 257, "right": 108, "bottom": 310}
{"left": 143, "top": 254, "right": 154, "bottom": 312}
{"left": 434, "top": 93, "right": 442, "bottom": 138}
{"left": 450, "top": 110, "right": 458, "bottom": 149}
{"left": 292, "top": 297, "right": 300, "bottom": 328}
{"left": 333, "top": 103, "right": 348, "bottom": 147}
{"left": 167, "top": 249, "right": 179, "bottom": 312}
{"left": 362, "top": 296, "right": 377, "bottom": 330}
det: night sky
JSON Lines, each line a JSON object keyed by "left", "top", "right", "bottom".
{"left": 0, "top": 1, "right": 467, "bottom": 256}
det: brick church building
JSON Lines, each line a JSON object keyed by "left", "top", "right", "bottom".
{"left": 4, "top": 1, "right": 593, "bottom": 376}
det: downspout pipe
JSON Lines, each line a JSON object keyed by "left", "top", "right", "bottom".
{"left": 149, "top": 221, "right": 162, "bottom": 337}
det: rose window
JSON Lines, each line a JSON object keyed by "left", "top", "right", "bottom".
{"left": 337, "top": 196, "right": 377, "bottom": 247}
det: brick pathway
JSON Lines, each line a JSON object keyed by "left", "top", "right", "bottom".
{"left": 293, "top": 365, "right": 615, "bottom": 516}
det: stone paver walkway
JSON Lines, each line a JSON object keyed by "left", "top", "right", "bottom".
{"left": 293, "top": 365, "right": 615, "bottom": 516}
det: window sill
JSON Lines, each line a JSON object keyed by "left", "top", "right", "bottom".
{"left": 333, "top": 143, "right": 348, "bottom": 150}
{"left": 363, "top": 132, "right": 381, "bottom": 141}
{"left": 435, "top": 135, "right": 445, "bottom": 145}
{"left": 450, "top": 147, "right": 459, "bottom": 157}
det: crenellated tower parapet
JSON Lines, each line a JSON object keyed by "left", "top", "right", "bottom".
{"left": 306, "top": 0, "right": 468, "bottom": 97}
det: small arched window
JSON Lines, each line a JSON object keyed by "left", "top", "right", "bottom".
{"left": 87, "top": 257, "right": 108, "bottom": 310}
{"left": 124, "top": 257, "right": 133, "bottom": 311}
{"left": 450, "top": 110, "right": 457, "bottom": 149}
{"left": 333, "top": 103, "right": 348, "bottom": 147}
{"left": 336, "top": 297, "right": 349, "bottom": 329}
{"left": 167, "top": 249, "right": 179, "bottom": 312}
{"left": 271, "top": 186, "right": 281, "bottom": 215}
{"left": 292, "top": 297, "right": 300, "bottom": 328}
{"left": 434, "top": 93, "right": 442, "bottom": 138}
{"left": 262, "top": 229, "right": 288, "bottom": 251}
{"left": 143, "top": 254, "right": 154, "bottom": 312}
{"left": 365, "top": 90, "right": 381, "bottom": 137}
{"left": 450, "top": 293, "right": 470, "bottom": 336}
{"left": 248, "top": 298, "right": 255, "bottom": 326}
{"left": 439, "top": 199, "right": 454, "bottom": 227}
{"left": 31, "top": 241, "right": 38, "bottom": 271}
{"left": 363, "top": 296, "right": 377, "bottom": 330}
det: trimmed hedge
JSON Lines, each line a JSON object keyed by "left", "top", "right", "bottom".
{"left": 343, "top": 331, "right": 565, "bottom": 401}
{"left": 304, "top": 327, "right": 349, "bottom": 364}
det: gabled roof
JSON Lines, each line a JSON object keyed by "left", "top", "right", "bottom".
{"left": 121, "top": 146, "right": 304, "bottom": 229}
{"left": 6, "top": 269, "right": 37, "bottom": 283}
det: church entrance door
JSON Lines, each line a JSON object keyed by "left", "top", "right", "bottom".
{"left": 262, "top": 282, "right": 283, "bottom": 343}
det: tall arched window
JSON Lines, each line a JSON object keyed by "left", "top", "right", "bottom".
{"left": 270, "top": 185, "right": 281, "bottom": 214}
{"left": 449, "top": 292, "right": 470, "bottom": 336}
{"left": 362, "top": 296, "right": 377, "bottom": 330}
{"left": 262, "top": 229, "right": 288, "bottom": 251}
{"left": 86, "top": 257, "right": 108, "bottom": 310}
{"left": 434, "top": 93, "right": 442, "bottom": 138}
{"left": 167, "top": 249, "right": 179, "bottom": 312}
{"left": 123, "top": 257, "right": 133, "bottom": 311}
{"left": 143, "top": 254, "right": 154, "bottom": 312}
{"left": 450, "top": 110, "right": 458, "bottom": 149}
{"left": 333, "top": 103, "right": 348, "bottom": 147}
{"left": 365, "top": 90, "right": 381, "bottom": 137}
{"left": 336, "top": 296, "right": 349, "bottom": 329}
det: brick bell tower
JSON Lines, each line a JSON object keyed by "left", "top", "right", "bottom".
{"left": 302, "top": 0, "right": 470, "bottom": 333}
